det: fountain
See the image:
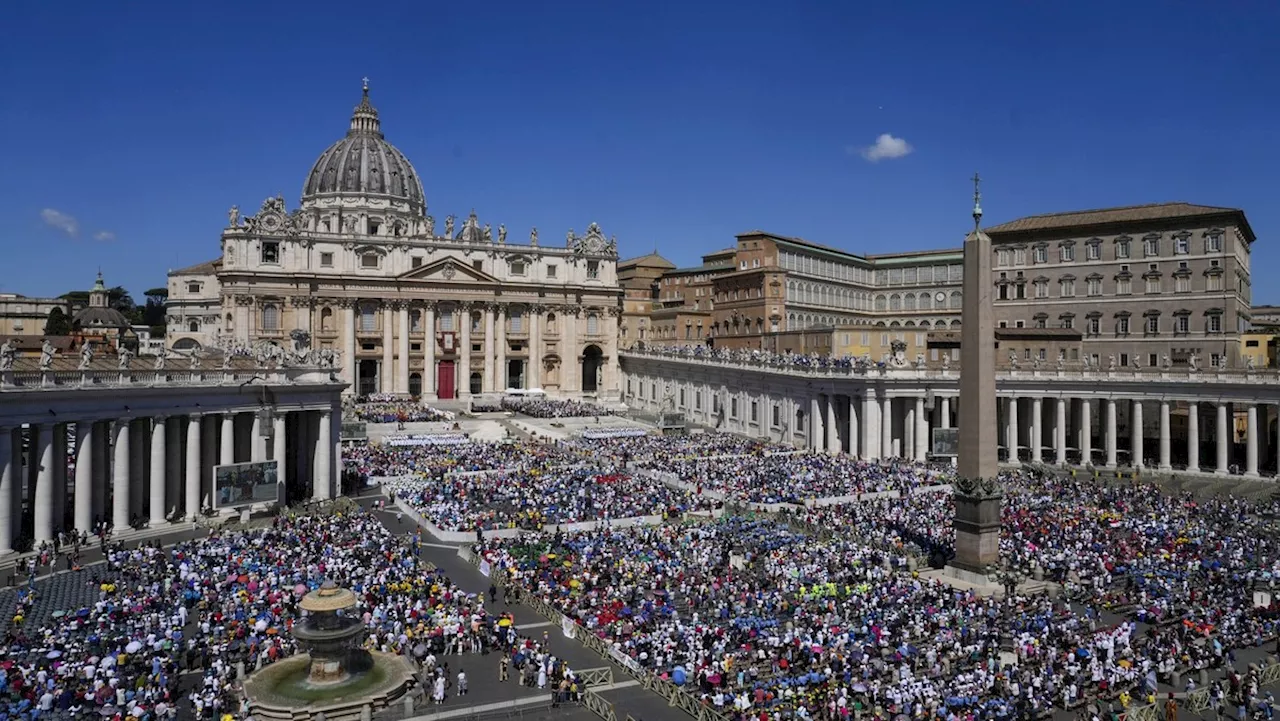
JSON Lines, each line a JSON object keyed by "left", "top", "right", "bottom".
{"left": 242, "top": 581, "right": 417, "bottom": 721}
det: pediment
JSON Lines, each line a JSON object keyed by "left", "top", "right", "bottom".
{"left": 399, "top": 257, "right": 499, "bottom": 284}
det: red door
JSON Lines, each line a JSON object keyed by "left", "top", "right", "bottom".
{"left": 437, "top": 360, "right": 455, "bottom": 400}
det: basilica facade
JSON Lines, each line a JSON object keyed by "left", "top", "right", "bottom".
{"left": 166, "top": 83, "right": 623, "bottom": 400}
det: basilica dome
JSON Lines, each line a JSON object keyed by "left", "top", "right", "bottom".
{"left": 301, "top": 84, "right": 425, "bottom": 210}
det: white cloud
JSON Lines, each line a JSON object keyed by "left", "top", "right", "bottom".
{"left": 40, "top": 208, "right": 79, "bottom": 237}
{"left": 93, "top": 230, "right": 116, "bottom": 241}
{"left": 857, "top": 133, "right": 913, "bottom": 162}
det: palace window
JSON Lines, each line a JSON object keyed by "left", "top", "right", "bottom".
{"left": 1059, "top": 243, "right": 1075, "bottom": 262}
{"left": 187, "top": 282, "right": 201, "bottom": 294}
{"left": 1205, "top": 231, "right": 1223, "bottom": 253}
{"left": 320, "top": 252, "right": 334, "bottom": 267}
{"left": 1117, "top": 278, "right": 1132, "bottom": 295}
{"left": 1034, "top": 280, "right": 1048, "bottom": 299}
{"left": 1175, "top": 314, "right": 1190, "bottom": 334}
{"left": 261, "top": 241, "right": 280, "bottom": 265}
{"left": 1175, "top": 275, "right": 1190, "bottom": 293}
{"left": 1208, "top": 312, "right": 1223, "bottom": 333}
{"left": 1117, "top": 316, "right": 1130, "bottom": 335}
{"left": 1060, "top": 278, "right": 1076, "bottom": 297}
{"left": 361, "top": 252, "right": 380, "bottom": 269}
{"left": 1033, "top": 245, "right": 1047, "bottom": 264}
{"left": 510, "top": 259, "right": 526, "bottom": 276}
{"left": 1145, "top": 314, "right": 1160, "bottom": 335}
{"left": 411, "top": 256, "right": 423, "bottom": 269}
{"left": 1144, "top": 236, "right": 1160, "bottom": 257}
{"left": 1115, "top": 238, "right": 1131, "bottom": 259}
{"left": 1145, "top": 275, "right": 1161, "bottom": 294}
{"left": 261, "top": 304, "right": 280, "bottom": 331}
{"left": 587, "top": 260, "right": 600, "bottom": 279}
{"left": 546, "top": 264, "right": 557, "bottom": 278}
{"left": 1087, "top": 276, "right": 1102, "bottom": 296}
{"left": 1175, "top": 235, "right": 1189, "bottom": 254}
{"left": 1086, "top": 316, "right": 1100, "bottom": 335}
{"left": 188, "top": 320, "right": 200, "bottom": 333}
{"left": 1086, "top": 241, "right": 1101, "bottom": 260}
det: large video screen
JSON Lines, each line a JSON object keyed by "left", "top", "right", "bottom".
{"left": 932, "top": 428, "right": 959, "bottom": 457}
{"left": 213, "top": 460, "right": 280, "bottom": 509}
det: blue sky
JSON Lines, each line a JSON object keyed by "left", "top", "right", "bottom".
{"left": 2, "top": 0, "right": 1278, "bottom": 301}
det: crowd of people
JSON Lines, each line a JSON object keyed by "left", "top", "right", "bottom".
{"left": 639, "top": 453, "right": 955, "bottom": 504}
{"left": 0, "top": 507, "right": 580, "bottom": 719}
{"left": 342, "top": 439, "right": 577, "bottom": 479}
{"left": 501, "top": 397, "right": 619, "bottom": 419}
{"left": 346, "top": 396, "right": 455, "bottom": 424}
{"left": 568, "top": 433, "right": 770, "bottom": 464}
{"left": 387, "top": 468, "right": 714, "bottom": 532}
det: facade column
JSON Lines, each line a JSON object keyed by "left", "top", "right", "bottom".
{"left": 272, "top": 412, "right": 287, "bottom": 501}
{"left": 185, "top": 415, "right": 201, "bottom": 519}
{"left": 528, "top": 307, "right": 542, "bottom": 390}
{"left": 1246, "top": 403, "right": 1259, "bottom": 476}
{"left": 1216, "top": 402, "right": 1229, "bottom": 474}
{"left": 495, "top": 305, "right": 507, "bottom": 391}
{"left": 424, "top": 303, "right": 437, "bottom": 399}
{"left": 1055, "top": 397, "right": 1068, "bottom": 465}
{"left": 0, "top": 428, "right": 12, "bottom": 553}
{"left": 904, "top": 402, "right": 915, "bottom": 461}
{"left": 149, "top": 417, "right": 167, "bottom": 525}
{"left": 53, "top": 425, "right": 66, "bottom": 534}
{"left": 483, "top": 305, "right": 496, "bottom": 392}
{"left": 1080, "top": 399, "right": 1093, "bottom": 468}
{"left": 563, "top": 308, "right": 580, "bottom": 393}
{"left": 459, "top": 305, "right": 472, "bottom": 398}
{"left": 1105, "top": 399, "right": 1118, "bottom": 467}
{"left": 1006, "top": 396, "right": 1020, "bottom": 464}
{"left": 863, "top": 391, "right": 879, "bottom": 461}
{"left": 381, "top": 304, "right": 395, "bottom": 394}
{"left": 220, "top": 414, "right": 235, "bottom": 466}
{"left": 809, "top": 397, "right": 822, "bottom": 450}
{"left": 74, "top": 421, "right": 94, "bottom": 533}
{"left": 111, "top": 421, "right": 130, "bottom": 532}
{"left": 881, "top": 396, "right": 893, "bottom": 459}
{"left": 1158, "top": 401, "right": 1172, "bottom": 471}
{"left": 828, "top": 395, "right": 841, "bottom": 455}
{"left": 397, "top": 304, "right": 410, "bottom": 395}
{"left": 940, "top": 396, "right": 951, "bottom": 429}
{"left": 314, "top": 409, "right": 332, "bottom": 500}
{"left": 1186, "top": 402, "right": 1200, "bottom": 472}
{"left": 914, "top": 396, "right": 928, "bottom": 461}
{"left": 1130, "top": 400, "right": 1144, "bottom": 469}
{"left": 1031, "top": 397, "right": 1043, "bottom": 463}
{"left": 342, "top": 303, "right": 356, "bottom": 390}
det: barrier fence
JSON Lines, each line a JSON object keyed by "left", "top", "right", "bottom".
{"left": 459, "top": 546, "right": 730, "bottom": 721}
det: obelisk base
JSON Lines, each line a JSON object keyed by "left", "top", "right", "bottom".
{"left": 951, "top": 490, "right": 1002, "bottom": 573}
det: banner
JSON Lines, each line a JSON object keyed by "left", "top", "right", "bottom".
{"left": 478, "top": 560, "right": 491, "bottom": 577}
{"left": 609, "top": 647, "right": 643, "bottom": 676}
{"left": 384, "top": 433, "right": 470, "bottom": 447}
{"left": 562, "top": 616, "right": 576, "bottom": 639}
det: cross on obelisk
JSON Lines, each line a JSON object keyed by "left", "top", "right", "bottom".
{"left": 951, "top": 171, "right": 1003, "bottom": 574}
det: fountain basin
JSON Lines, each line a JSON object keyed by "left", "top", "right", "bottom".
{"left": 243, "top": 651, "right": 417, "bottom": 721}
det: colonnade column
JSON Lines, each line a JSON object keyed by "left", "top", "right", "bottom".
{"left": 809, "top": 397, "right": 822, "bottom": 451}
{"left": 32, "top": 425, "right": 54, "bottom": 544}
{"left": 250, "top": 413, "right": 265, "bottom": 462}
{"left": 940, "top": 396, "right": 951, "bottom": 429}
{"left": 903, "top": 401, "right": 915, "bottom": 460}
{"left": 342, "top": 303, "right": 356, "bottom": 390}
{"left": 1246, "top": 404, "right": 1259, "bottom": 476}
{"left": 75, "top": 421, "right": 94, "bottom": 533}
{"left": 863, "top": 391, "right": 879, "bottom": 461}
{"left": 1055, "top": 397, "right": 1067, "bottom": 465}
{"left": 914, "top": 396, "right": 928, "bottom": 461}
{"left": 0, "top": 429, "right": 11, "bottom": 554}
{"left": 827, "top": 396, "right": 841, "bottom": 455}
{"left": 315, "top": 409, "right": 332, "bottom": 500}
{"left": 220, "top": 414, "right": 235, "bottom": 467}
{"left": 397, "top": 303, "right": 410, "bottom": 395}
{"left": 424, "top": 303, "right": 437, "bottom": 399}
{"left": 483, "top": 305, "right": 496, "bottom": 392}
{"left": 1186, "top": 402, "right": 1200, "bottom": 472}
{"left": 149, "top": 417, "right": 167, "bottom": 526}
{"left": 1105, "top": 399, "right": 1118, "bottom": 468}
{"left": 1130, "top": 400, "right": 1144, "bottom": 469}
{"left": 881, "top": 396, "right": 893, "bottom": 459}
{"left": 112, "top": 421, "right": 131, "bottom": 532}
{"left": 528, "top": 308, "right": 542, "bottom": 390}
{"left": 1030, "top": 398, "right": 1043, "bottom": 463}
{"left": 272, "top": 413, "right": 287, "bottom": 496}
{"left": 186, "top": 415, "right": 202, "bottom": 519}
{"left": 1158, "top": 402, "right": 1172, "bottom": 471}
{"left": 1216, "top": 403, "right": 1229, "bottom": 474}
{"left": 1079, "top": 399, "right": 1092, "bottom": 467}
{"left": 848, "top": 395, "right": 859, "bottom": 458}
{"left": 381, "top": 305, "right": 395, "bottom": 394}
{"left": 1006, "top": 396, "right": 1019, "bottom": 464}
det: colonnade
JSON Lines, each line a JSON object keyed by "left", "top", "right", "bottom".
{"left": 0, "top": 406, "right": 340, "bottom": 554}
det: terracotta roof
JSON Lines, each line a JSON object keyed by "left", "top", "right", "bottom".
{"left": 984, "top": 202, "right": 1251, "bottom": 239}
{"left": 618, "top": 253, "right": 676, "bottom": 269}
{"left": 170, "top": 258, "right": 223, "bottom": 276}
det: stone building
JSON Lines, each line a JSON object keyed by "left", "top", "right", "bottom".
{"left": 0, "top": 293, "right": 68, "bottom": 338}
{"left": 166, "top": 83, "right": 623, "bottom": 399}
{"left": 616, "top": 252, "right": 674, "bottom": 348}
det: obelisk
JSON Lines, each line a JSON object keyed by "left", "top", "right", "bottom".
{"left": 951, "top": 174, "right": 1003, "bottom": 573}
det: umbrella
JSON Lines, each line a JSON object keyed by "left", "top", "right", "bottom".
{"left": 125, "top": 641, "right": 142, "bottom": 654}
{"left": 45, "top": 651, "right": 61, "bottom": 660}
{"left": 99, "top": 706, "right": 117, "bottom": 717}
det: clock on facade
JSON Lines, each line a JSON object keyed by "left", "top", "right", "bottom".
{"left": 935, "top": 292, "right": 946, "bottom": 303}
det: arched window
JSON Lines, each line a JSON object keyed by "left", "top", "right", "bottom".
{"left": 188, "top": 319, "right": 200, "bottom": 333}
{"left": 587, "top": 313, "right": 599, "bottom": 335}
{"left": 471, "top": 311, "right": 482, "bottom": 332}
{"left": 509, "top": 309, "right": 523, "bottom": 333}
{"left": 320, "top": 307, "right": 334, "bottom": 332}
{"left": 903, "top": 294, "right": 916, "bottom": 311}
{"left": 889, "top": 294, "right": 901, "bottom": 311}
{"left": 874, "top": 295, "right": 887, "bottom": 311}
{"left": 410, "top": 309, "right": 422, "bottom": 332}
{"left": 546, "top": 312, "right": 557, "bottom": 333}
{"left": 949, "top": 291, "right": 962, "bottom": 309}
{"left": 225, "top": 313, "right": 234, "bottom": 331}
{"left": 261, "top": 304, "right": 280, "bottom": 331}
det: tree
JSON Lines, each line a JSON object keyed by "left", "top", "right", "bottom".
{"left": 43, "top": 307, "right": 72, "bottom": 336}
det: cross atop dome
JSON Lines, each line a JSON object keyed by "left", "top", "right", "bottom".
{"left": 349, "top": 78, "right": 381, "bottom": 137}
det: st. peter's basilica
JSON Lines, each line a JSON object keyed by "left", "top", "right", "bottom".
{"left": 165, "top": 82, "right": 623, "bottom": 400}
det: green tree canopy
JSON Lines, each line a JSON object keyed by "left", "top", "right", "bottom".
{"left": 43, "top": 307, "right": 72, "bottom": 336}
